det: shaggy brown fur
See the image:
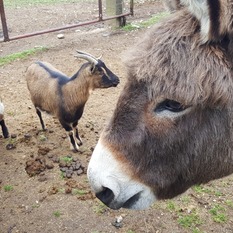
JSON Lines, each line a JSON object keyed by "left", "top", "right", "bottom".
{"left": 125, "top": 10, "right": 233, "bottom": 107}
{"left": 100, "top": 8, "right": 233, "bottom": 199}
{"left": 164, "top": 0, "right": 182, "bottom": 12}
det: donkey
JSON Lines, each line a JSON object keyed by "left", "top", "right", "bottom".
{"left": 87, "top": 0, "right": 233, "bottom": 210}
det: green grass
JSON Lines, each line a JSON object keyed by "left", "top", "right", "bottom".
{"left": 60, "top": 171, "right": 66, "bottom": 179}
{"left": 140, "top": 12, "right": 169, "bottom": 27}
{"left": 0, "top": 47, "right": 47, "bottom": 67}
{"left": 122, "top": 12, "right": 169, "bottom": 31}
{"left": 193, "top": 185, "right": 224, "bottom": 197}
{"left": 60, "top": 156, "right": 73, "bottom": 163}
{"left": 53, "top": 210, "right": 61, "bottom": 217}
{"left": 32, "top": 204, "right": 40, "bottom": 208}
{"left": 3, "top": 185, "right": 13, "bottom": 191}
{"left": 166, "top": 200, "right": 176, "bottom": 211}
{"left": 180, "top": 195, "right": 191, "bottom": 204}
{"left": 192, "top": 185, "right": 212, "bottom": 194}
{"left": 93, "top": 201, "right": 109, "bottom": 214}
{"left": 38, "top": 134, "right": 47, "bottom": 141}
{"left": 192, "top": 228, "right": 204, "bottom": 233}
{"left": 225, "top": 200, "right": 233, "bottom": 208}
{"left": 72, "top": 189, "right": 88, "bottom": 195}
{"left": 178, "top": 212, "right": 202, "bottom": 229}
{"left": 209, "top": 204, "right": 227, "bottom": 223}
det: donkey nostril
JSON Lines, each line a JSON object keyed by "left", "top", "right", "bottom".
{"left": 96, "top": 187, "right": 115, "bottom": 206}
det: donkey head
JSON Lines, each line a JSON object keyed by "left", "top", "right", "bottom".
{"left": 87, "top": 0, "right": 233, "bottom": 210}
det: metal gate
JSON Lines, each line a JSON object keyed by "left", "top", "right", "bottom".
{"left": 0, "top": 0, "right": 133, "bottom": 42}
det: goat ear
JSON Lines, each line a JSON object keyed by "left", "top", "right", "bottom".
{"left": 90, "top": 63, "right": 97, "bottom": 74}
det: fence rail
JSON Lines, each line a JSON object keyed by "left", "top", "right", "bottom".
{"left": 0, "top": 0, "right": 133, "bottom": 42}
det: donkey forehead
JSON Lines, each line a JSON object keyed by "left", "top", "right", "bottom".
{"left": 124, "top": 12, "right": 232, "bottom": 106}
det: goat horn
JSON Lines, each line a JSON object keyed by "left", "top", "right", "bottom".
{"left": 75, "top": 54, "right": 98, "bottom": 65}
{"left": 97, "top": 54, "right": 102, "bottom": 60}
{"left": 75, "top": 50, "right": 102, "bottom": 62}
{"left": 76, "top": 50, "right": 102, "bottom": 60}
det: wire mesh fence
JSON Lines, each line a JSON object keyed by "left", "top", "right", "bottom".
{"left": 0, "top": 0, "right": 133, "bottom": 41}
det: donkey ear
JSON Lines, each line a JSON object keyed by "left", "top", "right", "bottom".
{"left": 181, "top": 0, "right": 233, "bottom": 43}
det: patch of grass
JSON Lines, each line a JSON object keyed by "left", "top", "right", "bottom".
{"left": 193, "top": 185, "right": 223, "bottom": 197}
{"left": 60, "top": 171, "right": 66, "bottom": 179}
{"left": 53, "top": 210, "right": 61, "bottom": 217}
{"left": 93, "top": 201, "right": 109, "bottom": 214}
{"left": 192, "top": 185, "right": 212, "bottom": 194}
{"left": 6, "top": 137, "right": 17, "bottom": 145}
{"left": 0, "top": 47, "right": 47, "bottom": 67}
{"left": 141, "top": 12, "right": 169, "bottom": 27}
{"left": 72, "top": 189, "right": 88, "bottom": 196}
{"left": 214, "top": 190, "right": 223, "bottom": 197}
{"left": 178, "top": 212, "right": 202, "bottom": 229}
{"left": 192, "top": 227, "right": 204, "bottom": 233}
{"left": 32, "top": 204, "right": 40, "bottom": 208}
{"left": 3, "top": 185, "right": 13, "bottom": 191}
{"left": 122, "top": 12, "right": 169, "bottom": 31}
{"left": 6, "top": 111, "right": 16, "bottom": 117}
{"left": 122, "top": 24, "right": 140, "bottom": 31}
{"left": 60, "top": 156, "right": 73, "bottom": 163}
{"left": 59, "top": 188, "right": 65, "bottom": 193}
{"left": 166, "top": 200, "right": 176, "bottom": 211}
{"left": 180, "top": 195, "right": 191, "bottom": 204}
{"left": 38, "top": 134, "right": 47, "bottom": 141}
{"left": 209, "top": 204, "right": 227, "bottom": 223}
{"left": 225, "top": 200, "right": 233, "bottom": 208}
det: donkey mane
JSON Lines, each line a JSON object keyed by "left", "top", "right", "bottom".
{"left": 125, "top": 10, "right": 233, "bottom": 107}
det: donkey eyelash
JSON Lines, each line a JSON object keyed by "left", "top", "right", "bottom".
{"left": 154, "top": 99, "right": 187, "bottom": 113}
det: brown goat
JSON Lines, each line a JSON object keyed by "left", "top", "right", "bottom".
{"left": 87, "top": 0, "right": 233, "bottom": 210}
{"left": 26, "top": 51, "right": 119, "bottom": 151}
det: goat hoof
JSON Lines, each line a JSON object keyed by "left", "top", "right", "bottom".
{"left": 72, "top": 148, "right": 79, "bottom": 153}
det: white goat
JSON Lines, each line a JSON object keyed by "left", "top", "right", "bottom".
{"left": 0, "top": 100, "right": 9, "bottom": 138}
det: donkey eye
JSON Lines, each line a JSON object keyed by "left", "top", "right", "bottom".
{"left": 155, "top": 99, "right": 186, "bottom": 113}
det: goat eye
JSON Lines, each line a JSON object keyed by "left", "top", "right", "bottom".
{"left": 155, "top": 99, "right": 186, "bottom": 113}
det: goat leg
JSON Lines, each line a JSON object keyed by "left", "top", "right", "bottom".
{"left": 67, "top": 131, "right": 79, "bottom": 151}
{"left": 36, "top": 108, "right": 46, "bottom": 130}
{"left": 61, "top": 120, "right": 79, "bottom": 151}
{"left": 0, "top": 119, "right": 9, "bottom": 138}
{"left": 72, "top": 122, "right": 83, "bottom": 146}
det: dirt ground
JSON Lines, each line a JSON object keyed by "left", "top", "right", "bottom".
{"left": 0, "top": 1, "right": 233, "bottom": 233}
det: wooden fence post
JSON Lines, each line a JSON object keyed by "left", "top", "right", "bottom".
{"left": 106, "top": 0, "right": 125, "bottom": 28}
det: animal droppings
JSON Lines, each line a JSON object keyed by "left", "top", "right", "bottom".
{"left": 6, "top": 143, "right": 16, "bottom": 150}
{"left": 59, "top": 156, "right": 85, "bottom": 178}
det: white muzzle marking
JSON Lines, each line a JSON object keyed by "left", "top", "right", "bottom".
{"left": 87, "top": 140, "right": 156, "bottom": 210}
